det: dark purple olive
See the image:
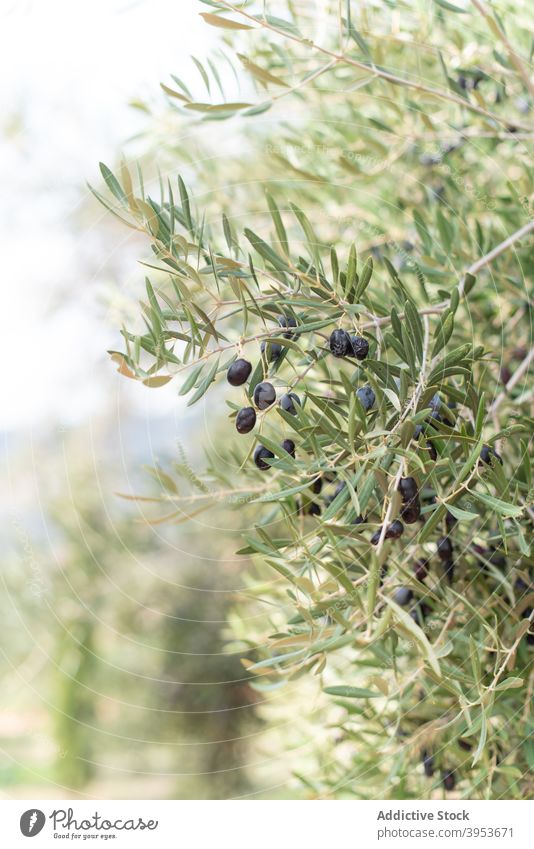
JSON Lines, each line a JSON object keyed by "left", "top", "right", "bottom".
{"left": 371, "top": 519, "right": 404, "bottom": 545}
{"left": 307, "top": 502, "right": 321, "bottom": 516}
{"left": 479, "top": 444, "right": 503, "bottom": 466}
{"left": 253, "top": 381, "right": 276, "bottom": 410}
{"left": 445, "top": 510, "right": 457, "bottom": 530}
{"left": 398, "top": 477, "right": 418, "bottom": 502}
{"left": 427, "top": 440, "right": 438, "bottom": 461}
{"left": 458, "top": 739, "right": 472, "bottom": 752}
{"left": 227, "top": 358, "right": 252, "bottom": 386}
{"left": 393, "top": 586, "right": 413, "bottom": 607}
{"left": 422, "top": 750, "right": 434, "bottom": 777}
{"left": 280, "top": 392, "right": 301, "bottom": 415}
{"left": 235, "top": 406, "right": 256, "bottom": 434}
{"left": 260, "top": 340, "right": 283, "bottom": 361}
{"left": 429, "top": 393, "right": 442, "bottom": 412}
{"left": 350, "top": 335, "right": 369, "bottom": 361}
{"left": 329, "top": 329, "right": 351, "bottom": 357}
{"left": 281, "top": 439, "right": 295, "bottom": 458}
{"left": 401, "top": 501, "right": 421, "bottom": 523}
{"left": 442, "top": 770, "right": 456, "bottom": 792}
{"left": 278, "top": 315, "right": 297, "bottom": 339}
{"left": 356, "top": 385, "right": 375, "bottom": 412}
{"left": 414, "top": 559, "right": 429, "bottom": 582}
{"left": 443, "top": 559, "right": 455, "bottom": 585}
{"left": 253, "top": 445, "right": 274, "bottom": 471}
{"left": 352, "top": 514, "right": 365, "bottom": 525}
{"left": 311, "top": 477, "right": 323, "bottom": 494}
{"left": 437, "top": 536, "right": 453, "bottom": 561}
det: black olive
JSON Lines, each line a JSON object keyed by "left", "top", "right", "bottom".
{"left": 253, "top": 445, "right": 274, "bottom": 471}
{"left": 260, "top": 340, "right": 283, "bottom": 361}
{"left": 442, "top": 770, "right": 456, "bottom": 791}
{"left": 479, "top": 444, "right": 503, "bottom": 466}
{"left": 281, "top": 439, "right": 295, "bottom": 458}
{"left": 227, "top": 358, "right": 252, "bottom": 386}
{"left": 356, "top": 385, "right": 375, "bottom": 411}
{"left": 350, "top": 335, "right": 369, "bottom": 361}
{"left": 398, "top": 477, "right": 418, "bottom": 502}
{"left": 253, "top": 381, "right": 276, "bottom": 410}
{"left": 280, "top": 392, "right": 301, "bottom": 415}
{"left": 235, "top": 406, "right": 256, "bottom": 434}
{"left": 393, "top": 586, "right": 413, "bottom": 607}
{"left": 329, "top": 329, "right": 351, "bottom": 357}
{"left": 278, "top": 314, "right": 297, "bottom": 339}
{"left": 437, "top": 536, "right": 453, "bottom": 561}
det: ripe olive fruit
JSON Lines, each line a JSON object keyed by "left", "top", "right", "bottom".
{"left": 253, "top": 445, "right": 274, "bottom": 471}
{"left": 280, "top": 392, "right": 301, "bottom": 415}
{"left": 350, "top": 335, "right": 369, "bottom": 360}
{"left": 235, "top": 406, "right": 256, "bottom": 434}
{"left": 356, "top": 385, "right": 375, "bottom": 412}
{"left": 227, "top": 358, "right": 252, "bottom": 386}
{"left": 253, "top": 381, "right": 276, "bottom": 410}
{"left": 329, "top": 329, "right": 351, "bottom": 357}
{"left": 261, "top": 340, "right": 283, "bottom": 361}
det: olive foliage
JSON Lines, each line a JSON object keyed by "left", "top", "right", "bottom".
{"left": 95, "top": 0, "right": 534, "bottom": 798}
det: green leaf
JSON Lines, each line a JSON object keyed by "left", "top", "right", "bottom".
{"left": 385, "top": 598, "right": 441, "bottom": 678}
{"left": 323, "top": 686, "right": 381, "bottom": 699}
{"left": 266, "top": 193, "right": 289, "bottom": 255}
{"left": 494, "top": 677, "right": 524, "bottom": 691}
{"left": 238, "top": 54, "right": 288, "bottom": 87}
{"left": 187, "top": 357, "right": 220, "bottom": 405}
{"left": 99, "top": 162, "right": 127, "bottom": 205}
{"left": 445, "top": 502, "right": 478, "bottom": 522}
{"left": 244, "top": 228, "right": 291, "bottom": 273}
{"left": 200, "top": 12, "right": 253, "bottom": 30}
{"left": 434, "top": 0, "right": 467, "bottom": 11}
{"left": 468, "top": 490, "right": 523, "bottom": 518}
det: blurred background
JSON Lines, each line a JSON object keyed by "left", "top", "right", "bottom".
{"left": 0, "top": 0, "right": 321, "bottom": 799}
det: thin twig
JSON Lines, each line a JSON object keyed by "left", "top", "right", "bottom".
{"left": 217, "top": 1, "right": 534, "bottom": 133}
{"left": 470, "top": 0, "right": 534, "bottom": 102}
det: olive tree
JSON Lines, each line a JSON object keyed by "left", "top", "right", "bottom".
{"left": 95, "top": 0, "right": 533, "bottom": 799}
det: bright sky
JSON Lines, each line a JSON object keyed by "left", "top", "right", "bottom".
{"left": 0, "top": 0, "right": 213, "bottom": 431}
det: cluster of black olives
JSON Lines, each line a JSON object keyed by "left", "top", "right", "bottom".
{"left": 421, "top": 750, "right": 456, "bottom": 792}
{"left": 226, "top": 322, "right": 371, "bottom": 474}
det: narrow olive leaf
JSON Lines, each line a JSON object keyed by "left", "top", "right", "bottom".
{"left": 445, "top": 502, "right": 478, "bottom": 521}
{"left": 494, "top": 677, "right": 524, "bottom": 691}
{"left": 434, "top": 0, "right": 467, "bottom": 11}
{"left": 385, "top": 598, "right": 441, "bottom": 677}
{"left": 345, "top": 243, "right": 357, "bottom": 298}
{"left": 238, "top": 54, "right": 288, "bottom": 87}
{"left": 244, "top": 228, "right": 291, "bottom": 273}
{"left": 262, "top": 14, "right": 303, "bottom": 38}
{"left": 187, "top": 357, "right": 220, "bottom": 406}
{"left": 463, "top": 272, "right": 477, "bottom": 295}
{"left": 266, "top": 193, "right": 289, "bottom": 255}
{"left": 109, "top": 352, "right": 137, "bottom": 379}
{"left": 179, "top": 363, "right": 205, "bottom": 396}
{"left": 99, "top": 162, "right": 128, "bottom": 205}
{"left": 404, "top": 300, "right": 424, "bottom": 362}
{"left": 432, "top": 310, "right": 454, "bottom": 357}
{"left": 142, "top": 375, "right": 173, "bottom": 388}
{"left": 355, "top": 256, "right": 373, "bottom": 299}
{"left": 468, "top": 490, "right": 523, "bottom": 518}
{"left": 200, "top": 12, "right": 253, "bottom": 29}
{"left": 323, "top": 686, "right": 381, "bottom": 699}
{"left": 469, "top": 636, "right": 482, "bottom": 683}
{"left": 160, "top": 82, "right": 191, "bottom": 103}
{"left": 472, "top": 711, "right": 487, "bottom": 766}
